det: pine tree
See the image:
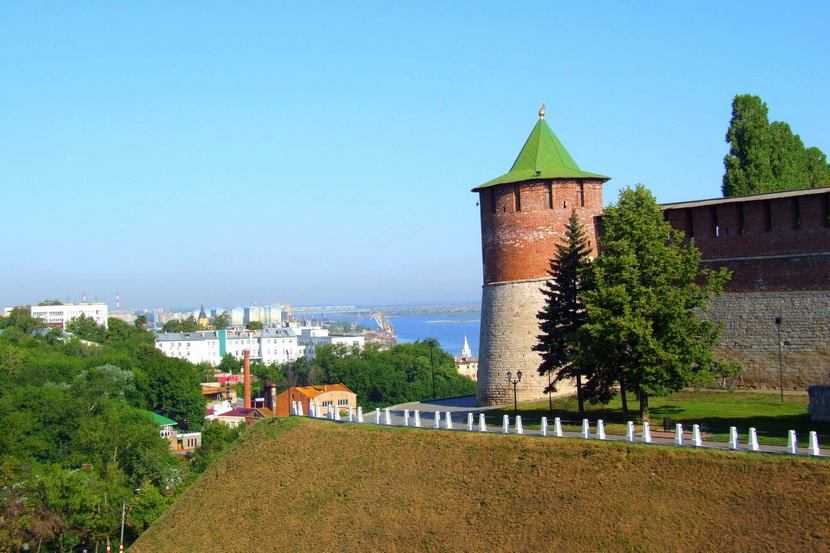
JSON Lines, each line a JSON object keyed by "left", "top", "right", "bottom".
{"left": 533, "top": 210, "right": 592, "bottom": 415}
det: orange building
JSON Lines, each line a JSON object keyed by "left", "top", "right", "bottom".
{"left": 275, "top": 384, "right": 357, "bottom": 417}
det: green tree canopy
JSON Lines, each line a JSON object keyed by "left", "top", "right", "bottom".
{"left": 579, "top": 185, "right": 731, "bottom": 418}
{"left": 723, "top": 94, "right": 830, "bottom": 196}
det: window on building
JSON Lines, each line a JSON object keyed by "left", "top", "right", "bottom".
{"left": 545, "top": 183, "right": 553, "bottom": 209}
{"left": 792, "top": 197, "right": 801, "bottom": 230}
{"left": 737, "top": 203, "right": 745, "bottom": 235}
{"left": 578, "top": 181, "right": 585, "bottom": 207}
{"left": 764, "top": 201, "right": 773, "bottom": 231}
{"left": 711, "top": 206, "right": 720, "bottom": 238}
{"left": 514, "top": 184, "right": 521, "bottom": 211}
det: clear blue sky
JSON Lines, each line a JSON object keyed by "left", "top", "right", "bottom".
{"left": 2, "top": 2, "right": 828, "bottom": 309}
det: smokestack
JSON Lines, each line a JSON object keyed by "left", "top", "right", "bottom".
{"left": 243, "top": 350, "right": 252, "bottom": 409}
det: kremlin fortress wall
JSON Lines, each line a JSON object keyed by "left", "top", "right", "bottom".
{"left": 474, "top": 108, "right": 830, "bottom": 406}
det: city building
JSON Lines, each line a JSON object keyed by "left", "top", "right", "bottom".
{"left": 155, "top": 328, "right": 306, "bottom": 366}
{"left": 296, "top": 327, "right": 365, "bottom": 360}
{"left": 275, "top": 383, "right": 357, "bottom": 417}
{"left": 473, "top": 106, "right": 830, "bottom": 406}
{"left": 28, "top": 303, "right": 109, "bottom": 330}
{"left": 455, "top": 336, "right": 478, "bottom": 381}
{"left": 152, "top": 412, "right": 202, "bottom": 454}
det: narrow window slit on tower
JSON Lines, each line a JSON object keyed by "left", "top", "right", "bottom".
{"left": 546, "top": 183, "right": 553, "bottom": 209}
{"left": 792, "top": 197, "right": 801, "bottom": 230}
{"left": 737, "top": 203, "right": 745, "bottom": 235}
{"left": 578, "top": 181, "right": 585, "bottom": 207}
{"left": 514, "top": 184, "right": 521, "bottom": 211}
{"left": 711, "top": 206, "right": 719, "bottom": 238}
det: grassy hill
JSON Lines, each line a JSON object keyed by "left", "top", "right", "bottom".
{"left": 132, "top": 418, "right": 830, "bottom": 553}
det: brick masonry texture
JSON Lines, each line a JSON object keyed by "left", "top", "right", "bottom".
{"left": 477, "top": 278, "right": 576, "bottom": 406}
{"left": 478, "top": 180, "right": 830, "bottom": 406}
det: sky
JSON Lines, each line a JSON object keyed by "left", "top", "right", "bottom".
{"left": 1, "top": 2, "right": 828, "bottom": 309}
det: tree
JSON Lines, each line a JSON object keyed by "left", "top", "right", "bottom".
{"left": 162, "top": 316, "right": 198, "bottom": 333}
{"left": 66, "top": 314, "right": 106, "bottom": 343}
{"left": 579, "top": 186, "right": 731, "bottom": 419}
{"left": 245, "top": 321, "right": 263, "bottom": 331}
{"left": 533, "top": 211, "right": 592, "bottom": 415}
{"left": 212, "top": 313, "right": 231, "bottom": 330}
{"left": 216, "top": 353, "right": 241, "bottom": 374}
{"left": 0, "top": 306, "right": 44, "bottom": 334}
{"left": 723, "top": 94, "right": 830, "bottom": 196}
{"left": 134, "top": 315, "right": 148, "bottom": 329}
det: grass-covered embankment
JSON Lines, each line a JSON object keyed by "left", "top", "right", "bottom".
{"left": 132, "top": 417, "right": 830, "bottom": 553}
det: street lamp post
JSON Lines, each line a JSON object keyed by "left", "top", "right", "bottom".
{"left": 507, "top": 370, "right": 522, "bottom": 413}
{"left": 428, "top": 341, "right": 436, "bottom": 400}
{"left": 775, "top": 316, "right": 784, "bottom": 404}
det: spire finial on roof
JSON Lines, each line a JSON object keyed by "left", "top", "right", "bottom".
{"left": 538, "top": 103, "right": 545, "bottom": 120}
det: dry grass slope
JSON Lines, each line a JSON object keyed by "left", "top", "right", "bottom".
{"left": 133, "top": 418, "right": 830, "bottom": 553}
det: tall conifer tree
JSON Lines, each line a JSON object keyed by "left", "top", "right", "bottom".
{"left": 534, "top": 210, "right": 592, "bottom": 414}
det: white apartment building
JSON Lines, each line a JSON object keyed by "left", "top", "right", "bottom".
{"left": 296, "top": 327, "right": 365, "bottom": 360}
{"left": 155, "top": 328, "right": 305, "bottom": 366}
{"left": 29, "top": 303, "right": 109, "bottom": 329}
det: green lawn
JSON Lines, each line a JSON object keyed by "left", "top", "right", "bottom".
{"left": 488, "top": 391, "right": 828, "bottom": 447}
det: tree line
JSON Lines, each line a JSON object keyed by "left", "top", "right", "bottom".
{"left": 0, "top": 311, "right": 240, "bottom": 552}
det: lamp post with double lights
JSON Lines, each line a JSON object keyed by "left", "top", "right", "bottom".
{"left": 507, "top": 370, "right": 522, "bottom": 413}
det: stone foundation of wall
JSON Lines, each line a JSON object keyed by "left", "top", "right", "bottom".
{"left": 707, "top": 290, "right": 830, "bottom": 389}
{"left": 477, "top": 279, "right": 576, "bottom": 406}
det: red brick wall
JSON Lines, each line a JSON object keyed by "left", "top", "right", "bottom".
{"left": 479, "top": 179, "right": 605, "bottom": 284}
{"left": 663, "top": 191, "right": 830, "bottom": 291}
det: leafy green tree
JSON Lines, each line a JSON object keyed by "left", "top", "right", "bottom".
{"left": 162, "top": 316, "right": 198, "bottom": 333}
{"left": 533, "top": 211, "right": 592, "bottom": 415}
{"left": 217, "top": 353, "right": 241, "bottom": 374}
{"left": 723, "top": 94, "right": 830, "bottom": 196}
{"left": 38, "top": 299, "right": 64, "bottom": 306}
{"left": 579, "top": 186, "right": 731, "bottom": 419}
{"left": 66, "top": 314, "right": 107, "bottom": 343}
{"left": 134, "top": 314, "right": 148, "bottom": 329}
{"left": 0, "top": 306, "right": 44, "bottom": 334}
{"left": 245, "top": 320, "right": 263, "bottom": 331}
{"left": 212, "top": 312, "right": 231, "bottom": 330}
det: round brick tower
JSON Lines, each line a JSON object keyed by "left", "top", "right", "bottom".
{"left": 473, "top": 106, "right": 609, "bottom": 406}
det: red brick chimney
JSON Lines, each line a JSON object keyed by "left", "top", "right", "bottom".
{"left": 243, "top": 350, "right": 252, "bottom": 409}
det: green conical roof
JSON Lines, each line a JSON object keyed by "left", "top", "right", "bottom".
{"left": 473, "top": 113, "right": 608, "bottom": 191}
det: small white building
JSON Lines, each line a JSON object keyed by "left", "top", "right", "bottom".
{"left": 455, "top": 336, "right": 478, "bottom": 381}
{"left": 30, "top": 303, "right": 109, "bottom": 329}
{"left": 296, "top": 327, "right": 365, "bottom": 360}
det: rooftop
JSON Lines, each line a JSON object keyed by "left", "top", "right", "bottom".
{"left": 473, "top": 105, "right": 608, "bottom": 191}
{"left": 661, "top": 185, "right": 830, "bottom": 210}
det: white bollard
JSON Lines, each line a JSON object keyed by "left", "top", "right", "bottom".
{"left": 692, "top": 424, "right": 702, "bottom": 447}
{"left": 375, "top": 408, "right": 381, "bottom": 425}
{"left": 357, "top": 406, "right": 364, "bottom": 423}
{"left": 554, "top": 417, "right": 563, "bottom": 437}
{"left": 597, "top": 419, "right": 606, "bottom": 440}
{"left": 515, "top": 415, "right": 523, "bottom": 435}
{"left": 626, "top": 421, "right": 635, "bottom": 443}
{"left": 729, "top": 426, "right": 739, "bottom": 450}
{"left": 445, "top": 412, "right": 453, "bottom": 430}
{"left": 291, "top": 401, "right": 296, "bottom": 416}
{"left": 541, "top": 417, "right": 548, "bottom": 437}
{"left": 414, "top": 410, "right": 421, "bottom": 428}
{"left": 787, "top": 430, "right": 798, "bottom": 455}
{"left": 384, "top": 408, "right": 392, "bottom": 426}
{"left": 478, "top": 413, "right": 487, "bottom": 432}
{"left": 433, "top": 411, "right": 440, "bottom": 429}
{"left": 467, "top": 413, "right": 474, "bottom": 432}
{"left": 348, "top": 408, "right": 354, "bottom": 423}
{"left": 675, "top": 423, "right": 683, "bottom": 447}
{"left": 809, "top": 431, "right": 821, "bottom": 457}
{"left": 298, "top": 402, "right": 304, "bottom": 417}
{"left": 748, "top": 428, "right": 759, "bottom": 452}
{"left": 334, "top": 408, "right": 341, "bottom": 422}
{"left": 404, "top": 409, "right": 410, "bottom": 427}
{"left": 643, "top": 422, "right": 652, "bottom": 444}
{"left": 502, "top": 414, "right": 510, "bottom": 434}
{"left": 581, "top": 418, "right": 590, "bottom": 439}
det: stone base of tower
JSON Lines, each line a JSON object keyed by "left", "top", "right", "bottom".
{"left": 477, "top": 278, "right": 575, "bottom": 406}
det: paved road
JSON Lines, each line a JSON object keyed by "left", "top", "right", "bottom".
{"left": 308, "top": 408, "right": 825, "bottom": 458}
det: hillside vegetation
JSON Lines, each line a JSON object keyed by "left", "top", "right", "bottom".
{"left": 133, "top": 418, "right": 830, "bottom": 553}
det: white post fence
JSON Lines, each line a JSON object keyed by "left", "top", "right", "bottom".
{"left": 445, "top": 412, "right": 453, "bottom": 430}
{"left": 626, "top": 421, "right": 635, "bottom": 443}
{"left": 479, "top": 413, "right": 487, "bottom": 432}
{"left": 502, "top": 414, "right": 509, "bottom": 434}
{"left": 788, "top": 430, "right": 798, "bottom": 454}
{"left": 414, "top": 410, "right": 421, "bottom": 428}
{"left": 643, "top": 422, "right": 652, "bottom": 444}
{"left": 748, "top": 428, "right": 759, "bottom": 452}
{"left": 729, "top": 426, "right": 739, "bottom": 450}
{"left": 554, "top": 417, "right": 563, "bottom": 438}
{"left": 541, "top": 417, "right": 548, "bottom": 437}
{"left": 433, "top": 411, "right": 440, "bottom": 429}
{"left": 809, "top": 431, "right": 821, "bottom": 456}
{"left": 597, "top": 419, "right": 606, "bottom": 440}
{"left": 384, "top": 408, "right": 392, "bottom": 426}
{"left": 467, "top": 413, "right": 474, "bottom": 432}
{"left": 692, "top": 424, "right": 702, "bottom": 447}
{"left": 374, "top": 408, "right": 381, "bottom": 425}
{"left": 357, "top": 406, "right": 364, "bottom": 423}
{"left": 404, "top": 409, "right": 410, "bottom": 427}
{"left": 675, "top": 423, "right": 683, "bottom": 447}
{"left": 515, "top": 416, "right": 523, "bottom": 435}
{"left": 581, "top": 419, "right": 590, "bottom": 439}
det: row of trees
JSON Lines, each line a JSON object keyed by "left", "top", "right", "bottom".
{"left": 535, "top": 186, "right": 735, "bottom": 419}
{"left": 0, "top": 311, "right": 237, "bottom": 551}
{"left": 723, "top": 94, "right": 830, "bottom": 196}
